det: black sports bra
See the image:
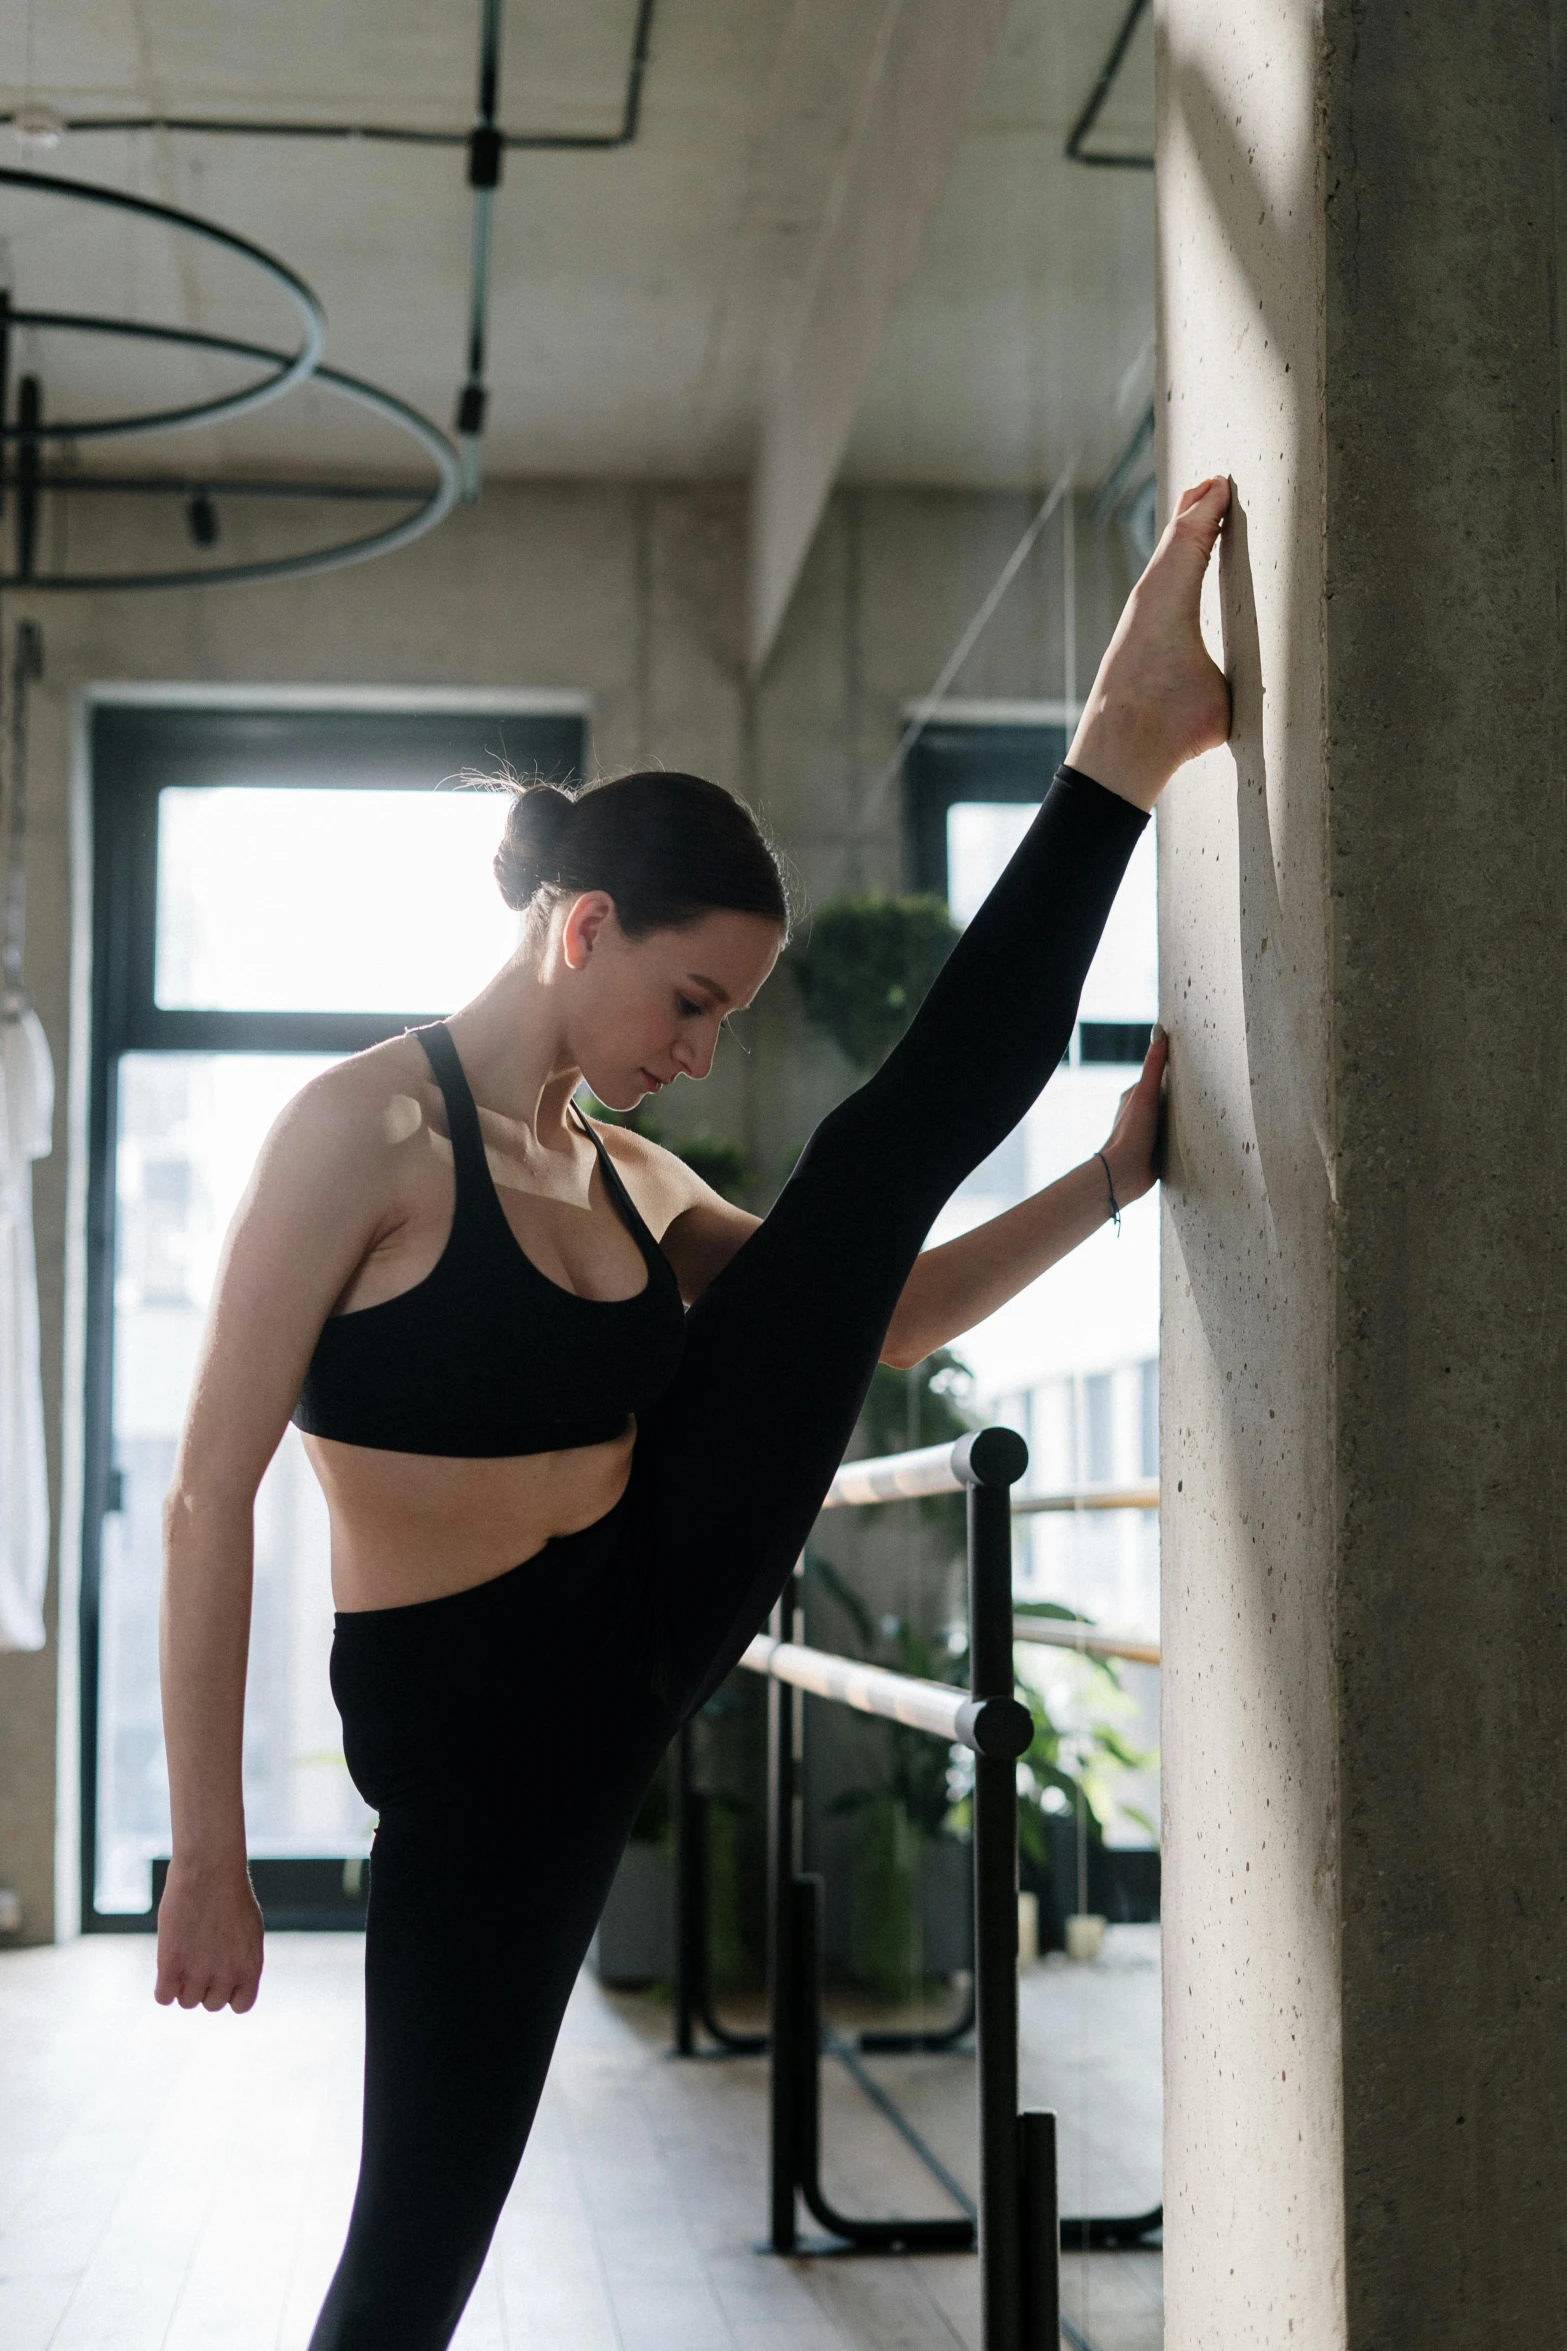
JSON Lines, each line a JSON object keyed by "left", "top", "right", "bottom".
{"left": 292, "top": 1022, "right": 686, "bottom": 1457}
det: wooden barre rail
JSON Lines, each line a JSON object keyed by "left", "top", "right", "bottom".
{"left": 1011, "top": 1480, "right": 1158, "bottom": 1516}
{"left": 1014, "top": 1620, "right": 1161, "bottom": 1668}
{"left": 818, "top": 1440, "right": 1161, "bottom": 1667}
{"left": 739, "top": 1634, "right": 1034, "bottom": 1757}
{"left": 821, "top": 1442, "right": 1157, "bottom": 1518}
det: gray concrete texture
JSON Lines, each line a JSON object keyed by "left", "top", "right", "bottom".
{"left": 0, "top": 477, "right": 1126, "bottom": 1945}
{"left": 1159, "top": 0, "right": 1567, "bottom": 2341}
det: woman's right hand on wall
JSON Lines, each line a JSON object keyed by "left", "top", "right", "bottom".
{"left": 1100, "top": 1023, "right": 1169, "bottom": 1209}
{"left": 154, "top": 1853, "right": 265, "bottom": 2013}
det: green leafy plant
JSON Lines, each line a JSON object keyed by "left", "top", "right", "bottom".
{"left": 1009, "top": 1604, "right": 1159, "bottom": 1863}
{"left": 828, "top": 1597, "right": 1156, "bottom": 1988}
{"left": 847, "top": 1790, "right": 924, "bottom": 2001}
{"left": 789, "top": 894, "right": 959, "bottom": 1072}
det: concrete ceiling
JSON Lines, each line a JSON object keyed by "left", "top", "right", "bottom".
{"left": 2, "top": 0, "right": 1152, "bottom": 495}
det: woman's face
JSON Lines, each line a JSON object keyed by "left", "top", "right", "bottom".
{"left": 555, "top": 894, "right": 784, "bottom": 1113}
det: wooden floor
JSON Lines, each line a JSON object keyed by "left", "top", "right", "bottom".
{"left": 0, "top": 1931, "right": 1161, "bottom": 2351}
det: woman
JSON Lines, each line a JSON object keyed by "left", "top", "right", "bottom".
{"left": 156, "top": 477, "right": 1231, "bottom": 2349}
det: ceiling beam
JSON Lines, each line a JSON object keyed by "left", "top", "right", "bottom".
{"left": 746, "top": 0, "right": 1012, "bottom": 675}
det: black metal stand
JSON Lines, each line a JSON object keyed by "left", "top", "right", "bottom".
{"left": 673, "top": 1717, "right": 767, "bottom": 2057}
{"left": 764, "top": 1570, "right": 973, "bottom": 2254}
{"left": 857, "top": 1974, "right": 976, "bottom": 2053}
{"left": 674, "top": 1688, "right": 974, "bottom": 2059}
{"left": 757, "top": 1431, "right": 1065, "bottom": 2351}
{"left": 666, "top": 1422, "right": 1162, "bottom": 2345}
{"left": 964, "top": 1434, "right": 1033, "bottom": 2341}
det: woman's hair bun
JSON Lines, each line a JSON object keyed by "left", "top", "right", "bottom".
{"left": 494, "top": 781, "right": 576, "bottom": 910}
{"left": 488, "top": 766, "right": 790, "bottom": 940}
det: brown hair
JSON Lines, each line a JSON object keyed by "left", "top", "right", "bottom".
{"left": 493, "top": 770, "right": 790, "bottom": 941}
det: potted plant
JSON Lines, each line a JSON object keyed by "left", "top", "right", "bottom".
{"left": 789, "top": 894, "right": 959, "bottom": 1073}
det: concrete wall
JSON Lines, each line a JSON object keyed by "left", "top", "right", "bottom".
{"left": 0, "top": 476, "right": 1126, "bottom": 1943}
{"left": 1159, "top": 1, "right": 1567, "bottom": 2341}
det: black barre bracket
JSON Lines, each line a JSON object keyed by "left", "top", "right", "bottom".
{"left": 774, "top": 1870, "right": 976, "bottom": 2255}
{"left": 673, "top": 1721, "right": 767, "bottom": 2058}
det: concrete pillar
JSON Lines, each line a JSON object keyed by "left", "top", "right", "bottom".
{"left": 1157, "top": 2, "right": 1567, "bottom": 2341}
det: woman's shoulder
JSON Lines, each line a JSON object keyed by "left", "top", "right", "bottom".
{"left": 262, "top": 1035, "right": 444, "bottom": 1185}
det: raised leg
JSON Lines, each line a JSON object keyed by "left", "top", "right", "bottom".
{"left": 643, "top": 478, "right": 1231, "bottom": 1713}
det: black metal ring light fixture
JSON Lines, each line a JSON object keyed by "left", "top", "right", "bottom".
{"left": 0, "top": 166, "right": 326, "bottom": 438}
{"left": 1, "top": 335, "right": 461, "bottom": 592}
{"left": 0, "top": 168, "right": 461, "bottom": 589}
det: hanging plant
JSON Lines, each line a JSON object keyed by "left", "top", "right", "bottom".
{"left": 582, "top": 1095, "right": 753, "bottom": 1204}
{"left": 789, "top": 894, "right": 959, "bottom": 1072}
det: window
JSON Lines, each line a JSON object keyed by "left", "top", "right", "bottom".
{"left": 903, "top": 718, "right": 1161, "bottom": 1697}
{"left": 904, "top": 721, "right": 1065, "bottom": 903}
{"left": 85, "top": 700, "right": 585, "bottom": 1924}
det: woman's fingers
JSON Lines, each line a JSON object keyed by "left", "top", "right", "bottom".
{"left": 1098, "top": 1028, "right": 1169, "bottom": 1205}
{"left": 156, "top": 1962, "right": 259, "bottom": 2013}
{"left": 1134, "top": 1025, "right": 1168, "bottom": 1098}
{"left": 154, "top": 1863, "right": 265, "bottom": 2015}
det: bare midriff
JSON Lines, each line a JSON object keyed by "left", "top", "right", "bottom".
{"left": 306, "top": 1421, "right": 637, "bottom": 1613}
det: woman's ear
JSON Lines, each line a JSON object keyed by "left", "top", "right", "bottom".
{"left": 560, "top": 892, "right": 616, "bottom": 972}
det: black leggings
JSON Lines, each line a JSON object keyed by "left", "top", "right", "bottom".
{"left": 309, "top": 767, "right": 1146, "bottom": 2350}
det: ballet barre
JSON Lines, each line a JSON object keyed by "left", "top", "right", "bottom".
{"left": 1013, "top": 1619, "right": 1161, "bottom": 1668}
{"left": 672, "top": 1430, "right": 1164, "bottom": 2351}
{"left": 818, "top": 1443, "right": 1157, "bottom": 1518}
{"left": 737, "top": 1633, "right": 1034, "bottom": 1758}
{"left": 754, "top": 1429, "right": 1058, "bottom": 2351}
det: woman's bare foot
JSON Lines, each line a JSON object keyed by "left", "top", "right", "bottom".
{"left": 1066, "top": 476, "right": 1232, "bottom": 812}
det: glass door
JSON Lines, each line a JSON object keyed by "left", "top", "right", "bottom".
{"left": 85, "top": 702, "right": 584, "bottom": 1924}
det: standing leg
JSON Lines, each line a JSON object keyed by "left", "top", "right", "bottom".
{"left": 640, "top": 765, "right": 1148, "bottom": 1714}
{"left": 310, "top": 1511, "right": 670, "bottom": 2351}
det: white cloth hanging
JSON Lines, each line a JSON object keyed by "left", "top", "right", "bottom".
{"left": 0, "top": 1005, "right": 54, "bottom": 1651}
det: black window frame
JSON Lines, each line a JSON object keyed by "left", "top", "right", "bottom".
{"left": 903, "top": 719, "right": 1151, "bottom": 1068}
{"left": 82, "top": 698, "right": 585, "bottom": 1932}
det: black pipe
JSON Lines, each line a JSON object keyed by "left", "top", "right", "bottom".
{"left": 961, "top": 1434, "right": 1028, "bottom": 2350}
{"left": 16, "top": 378, "right": 40, "bottom": 583}
{"left": 0, "top": 472, "right": 428, "bottom": 502}
{"left": 1019, "top": 2110, "right": 1061, "bottom": 2351}
{"left": 792, "top": 1875, "right": 973, "bottom": 2254}
{"left": 0, "top": 292, "right": 9, "bottom": 521}
{"left": 672, "top": 1727, "right": 767, "bottom": 2057}
{"left": 10, "top": 0, "right": 659, "bottom": 154}
{"left": 1064, "top": 0, "right": 1153, "bottom": 170}
{"left": 4, "top": 618, "right": 44, "bottom": 997}
{"left": 454, "top": 0, "right": 505, "bottom": 496}
{"left": 766, "top": 1577, "right": 803, "bottom": 2252}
